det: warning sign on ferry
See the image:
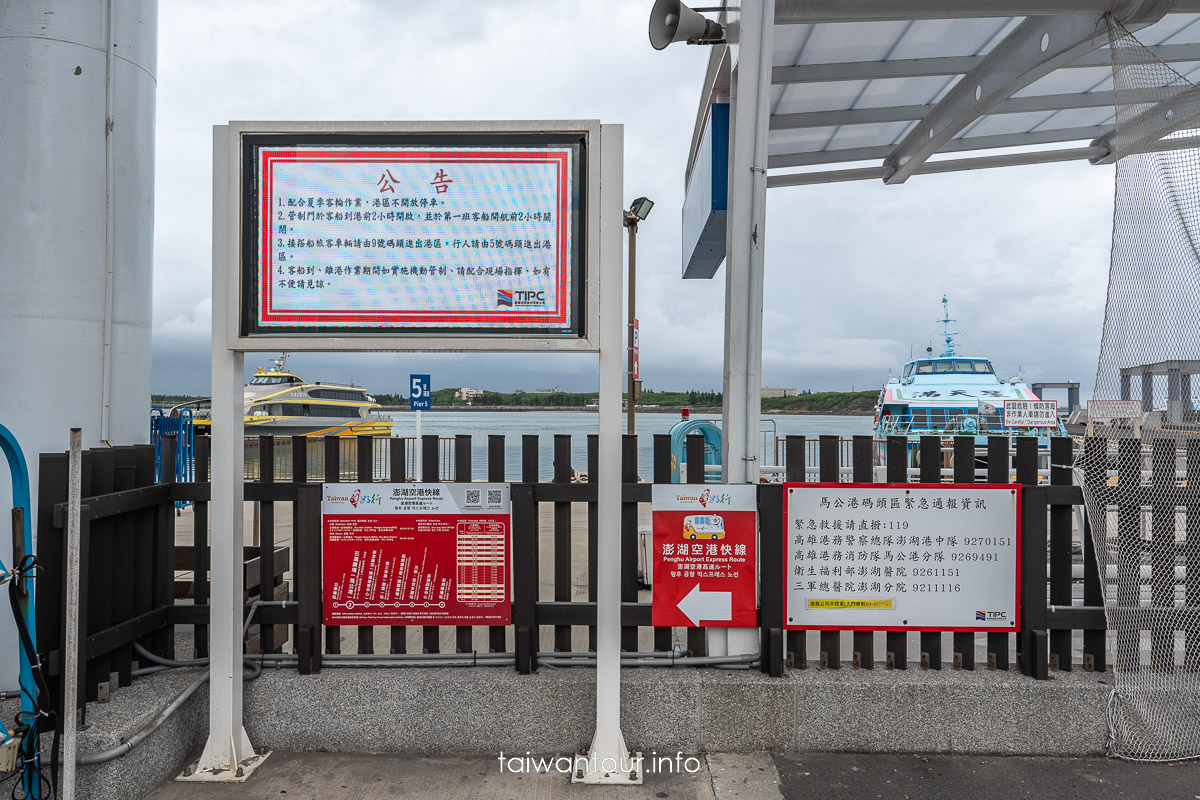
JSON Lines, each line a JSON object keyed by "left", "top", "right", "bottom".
{"left": 1003, "top": 400, "right": 1057, "bottom": 427}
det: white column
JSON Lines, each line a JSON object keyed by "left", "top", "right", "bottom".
{"left": 193, "top": 125, "right": 257, "bottom": 777}
{"left": 578, "top": 124, "right": 638, "bottom": 783}
{"left": 721, "top": 0, "right": 774, "bottom": 657}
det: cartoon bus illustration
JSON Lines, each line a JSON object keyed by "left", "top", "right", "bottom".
{"left": 683, "top": 514, "right": 725, "bottom": 541}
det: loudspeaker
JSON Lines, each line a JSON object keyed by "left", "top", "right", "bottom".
{"left": 648, "top": 0, "right": 724, "bottom": 50}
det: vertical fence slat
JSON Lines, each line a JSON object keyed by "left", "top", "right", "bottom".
{"left": 522, "top": 435, "right": 540, "bottom": 656}
{"left": 588, "top": 434, "right": 599, "bottom": 652}
{"left": 422, "top": 434, "right": 440, "bottom": 653}
{"left": 885, "top": 436, "right": 908, "bottom": 670}
{"left": 195, "top": 436, "right": 211, "bottom": 658}
{"left": 553, "top": 434, "right": 573, "bottom": 652}
{"left": 918, "top": 435, "right": 942, "bottom": 670}
{"left": 87, "top": 447, "right": 115, "bottom": 700}
{"left": 389, "top": 436, "right": 408, "bottom": 654}
{"left": 1016, "top": 437, "right": 1047, "bottom": 679}
{"left": 759, "top": 483, "right": 785, "bottom": 677}
{"left": 512, "top": 481, "right": 538, "bottom": 674}
{"left": 952, "top": 435, "right": 975, "bottom": 671}
{"left": 36, "top": 452, "right": 69, "bottom": 720}
{"left": 357, "top": 436, "right": 376, "bottom": 656}
{"left": 323, "top": 436, "right": 341, "bottom": 656}
{"left": 141, "top": 442, "right": 170, "bottom": 665}
{"left": 621, "top": 434, "right": 639, "bottom": 651}
{"left": 1049, "top": 437, "right": 1074, "bottom": 671}
{"left": 259, "top": 436, "right": 277, "bottom": 655}
{"left": 818, "top": 435, "right": 840, "bottom": 669}
{"left": 1151, "top": 438, "right": 1174, "bottom": 670}
{"left": 296, "top": 483, "right": 322, "bottom": 674}
{"left": 785, "top": 436, "right": 806, "bottom": 668}
{"left": 290, "top": 436, "right": 310, "bottom": 664}
{"left": 488, "top": 434, "right": 507, "bottom": 654}
{"left": 652, "top": 434, "right": 672, "bottom": 652}
{"left": 455, "top": 435, "right": 473, "bottom": 654}
{"left": 686, "top": 433, "right": 707, "bottom": 657}
{"left": 986, "top": 436, "right": 1010, "bottom": 670}
{"left": 851, "top": 435, "right": 874, "bottom": 670}
{"left": 111, "top": 446, "right": 137, "bottom": 683}
{"left": 1116, "top": 438, "right": 1141, "bottom": 673}
{"left": 1187, "top": 440, "right": 1200, "bottom": 671}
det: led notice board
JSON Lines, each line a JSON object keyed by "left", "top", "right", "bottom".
{"left": 222, "top": 122, "right": 602, "bottom": 351}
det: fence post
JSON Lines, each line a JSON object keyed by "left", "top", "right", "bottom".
{"left": 686, "top": 433, "right": 707, "bottom": 657}
{"left": 986, "top": 436, "right": 1011, "bottom": 670}
{"left": 621, "top": 434, "right": 638, "bottom": 651}
{"left": 553, "top": 434, "right": 573, "bottom": 652}
{"left": 357, "top": 435, "right": 376, "bottom": 656}
{"left": 885, "top": 436, "right": 908, "bottom": 670}
{"left": 817, "top": 435, "right": 841, "bottom": 669}
{"left": 455, "top": 435, "right": 473, "bottom": 654}
{"left": 785, "top": 435, "right": 806, "bottom": 668}
{"left": 1151, "top": 438, "right": 1175, "bottom": 670}
{"left": 422, "top": 435, "right": 440, "bottom": 653}
{"left": 1016, "top": 437, "right": 1047, "bottom": 679}
{"left": 652, "top": 434, "right": 672, "bottom": 652}
{"left": 758, "top": 483, "right": 785, "bottom": 676}
{"left": 952, "top": 435, "right": 975, "bottom": 671}
{"left": 1049, "top": 436, "right": 1074, "bottom": 671}
{"left": 142, "top": 442, "right": 172, "bottom": 663}
{"left": 588, "top": 434, "right": 600, "bottom": 653}
{"left": 851, "top": 435, "right": 874, "bottom": 670}
{"left": 1187, "top": 440, "right": 1200, "bottom": 671}
{"left": 512, "top": 482, "right": 538, "bottom": 674}
{"left": 195, "top": 436, "right": 211, "bottom": 658}
{"left": 488, "top": 434, "right": 507, "bottom": 654}
{"left": 258, "top": 435, "right": 277, "bottom": 655}
{"left": 36, "top": 452, "right": 68, "bottom": 721}
{"left": 323, "top": 436, "right": 341, "bottom": 657}
{"left": 389, "top": 436, "right": 408, "bottom": 655}
{"left": 918, "top": 435, "right": 942, "bottom": 670}
{"left": 295, "top": 483, "right": 322, "bottom": 674}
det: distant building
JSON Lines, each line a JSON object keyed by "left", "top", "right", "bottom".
{"left": 533, "top": 385, "right": 561, "bottom": 394}
{"left": 455, "top": 387, "right": 485, "bottom": 403}
{"left": 761, "top": 386, "right": 798, "bottom": 399}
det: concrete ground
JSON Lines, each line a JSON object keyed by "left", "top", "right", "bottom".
{"left": 138, "top": 751, "right": 1200, "bottom": 800}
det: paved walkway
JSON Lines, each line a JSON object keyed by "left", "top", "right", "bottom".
{"left": 140, "top": 751, "right": 1200, "bottom": 800}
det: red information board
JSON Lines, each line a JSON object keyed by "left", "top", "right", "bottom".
{"left": 322, "top": 483, "right": 510, "bottom": 626}
{"left": 651, "top": 485, "right": 757, "bottom": 627}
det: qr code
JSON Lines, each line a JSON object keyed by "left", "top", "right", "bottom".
{"left": 466, "top": 489, "right": 481, "bottom": 504}
{"left": 488, "top": 489, "right": 502, "bottom": 505}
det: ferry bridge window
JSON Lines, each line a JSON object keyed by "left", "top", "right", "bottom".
{"left": 250, "top": 375, "right": 294, "bottom": 385}
{"left": 903, "top": 364, "right": 915, "bottom": 377}
{"left": 972, "top": 360, "right": 992, "bottom": 374}
{"left": 308, "top": 388, "right": 368, "bottom": 402}
{"left": 917, "top": 362, "right": 934, "bottom": 374}
{"left": 954, "top": 360, "right": 972, "bottom": 372}
{"left": 935, "top": 361, "right": 954, "bottom": 373}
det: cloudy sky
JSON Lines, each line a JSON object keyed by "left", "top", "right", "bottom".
{"left": 150, "top": 1, "right": 1115, "bottom": 400}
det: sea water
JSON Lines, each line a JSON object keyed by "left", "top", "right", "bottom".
{"left": 383, "top": 410, "right": 873, "bottom": 481}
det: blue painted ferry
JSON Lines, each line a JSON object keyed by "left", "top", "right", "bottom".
{"left": 873, "top": 298, "right": 1065, "bottom": 443}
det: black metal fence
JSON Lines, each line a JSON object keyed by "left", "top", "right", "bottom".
{"left": 35, "top": 432, "right": 1102, "bottom": 723}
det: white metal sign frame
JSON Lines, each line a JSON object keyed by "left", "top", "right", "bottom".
{"left": 203, "top": 120, "right": 633, "bottom": 783}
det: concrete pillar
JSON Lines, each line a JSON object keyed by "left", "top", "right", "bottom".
{"left": 0, "top": 0, "right": 158, "bottom": 692}
{"left": 1068, "top": 384, "right": 1080, "bottom": 413}
{"left": 1169, "top": 368, "right": 1182, "bottom": 424}
{"left": 1121, "top": 374, "right": 1132, "bottom": 401}
{"left": 1142, "top": 371, "right": 1155, "bottom": 412}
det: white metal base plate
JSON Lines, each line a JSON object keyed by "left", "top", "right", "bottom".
{"left": 570, "top": 750, "right": 644, "bottom": 784}
{"left": 176, "top": 750, "right": 271, "bottom": 783}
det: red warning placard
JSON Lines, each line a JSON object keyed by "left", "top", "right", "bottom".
{"left": 651, "top": 485, "right": 758, "bottom": 628}
{"left": 322, "top": 483, "right": 510, "bottom": 625}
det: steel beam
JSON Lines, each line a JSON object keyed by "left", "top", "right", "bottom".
{"left": 768, "top": 123, "right": 1111, "bottom": 168}
{"left": 771, "top": 43, "right": 1200, "bottom": 86}
{"left": 1090, "top": 83, "right": 1200, "bottom": 162}
{"left": 770, "top": 89, "right": 1117, "bottom": 131}
{"left": 767, "top": 145, "right": 1106, "bottom": 186}
{"left": 882, "top": 14, "right": 1134, "bottom": 183}
{"left": 774, "top": 1, "right": 1198, "bottom": 24}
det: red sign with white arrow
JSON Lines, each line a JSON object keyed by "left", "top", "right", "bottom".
{"left": 651, "top": 485, "right": 757, "bottom": 628}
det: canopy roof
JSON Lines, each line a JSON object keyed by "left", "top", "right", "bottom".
{"left": 692, "top": 1, "right": 1200, "bottom": 187}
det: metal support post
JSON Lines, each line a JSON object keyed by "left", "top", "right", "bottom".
{"left": 62, "top": 429, "right": 83, "bottom": 800}
{"left": 626, "top": 218, "right": 637, "bottom": 436}
{"left": 718, "top": 0, "right": 773, "bottom": 658}
{"left": 575, "top": 124, "right": 640, "bottom": 784}
{"left": 188, "top": 125, "right": 267, "bottom": 781}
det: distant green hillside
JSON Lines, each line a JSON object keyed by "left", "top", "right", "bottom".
{"left": 761, "top": 391, "right": 878, "bottom": 414}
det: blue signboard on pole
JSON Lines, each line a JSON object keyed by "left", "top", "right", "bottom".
{"left": 410, "top": 374, "right": 431, "bottom": 411}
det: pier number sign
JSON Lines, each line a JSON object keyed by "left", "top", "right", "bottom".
{"left": 1003, "top": 400, "right": 1058, "bottom": 427}
{"left": 410, "top": 374, "right": 431, "bottom": 411}
{"left": 322, "top": 483, "right": 511, "bottom": 626}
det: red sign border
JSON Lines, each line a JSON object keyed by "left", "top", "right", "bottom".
{"left": 258, "top": 147, "right": 572, "bottom": 328}
{"left": 782, "top": 482, "right": 1022, "bottom": 633}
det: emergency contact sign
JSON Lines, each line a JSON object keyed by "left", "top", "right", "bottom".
{"left": 784, "top": 484, "right": 1020, "bottom": 632}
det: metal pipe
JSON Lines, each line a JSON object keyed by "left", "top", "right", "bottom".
{"left": 63, "top": 428, "right": 83, "bottom": 800}
{"left": 76, "top": 672, "right": 209, "bottom": 766}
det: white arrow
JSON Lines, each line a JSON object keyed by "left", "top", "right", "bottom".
{"left": 677, "top": 583, "right": 732, "bottom": 626}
